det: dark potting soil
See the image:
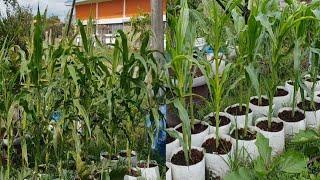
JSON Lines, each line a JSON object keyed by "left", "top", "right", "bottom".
{"left": 297, "top": 100, "right": 320, "bottom": 111}
{"left": 171, "top": 149, "right": 204, "bottom": 166}
{"left": 275, "top": 88, "right": 289, "bottom": 97}
{"left": 0, "top": 128, "right": 5, "bottom": 139}
{"left": 202, "top": 138, "right": 232, "bottom": 154}
{"left": 101, "top": 154, "right": 108, "bottom": 159}
{"left": 166, "top": 135, "right": 176, "bottom": 144}
{"left": 230, "top": 128, "right": 256, "bottom": 140}
{"left": 210, "top": 115, "right": 231, "bottom": 127}
{"left": 191, "top": 66, "right": 203, "bottom": 78}
{"left": 137, "top": 162, "right": 157, "bottom": 168}
{"left": 256, "top": 120, "right": 284, "bottom": 132}
{"left": 226, "top": 105, "right": 252, "bottom": 116}
{"left": 304, "top": 77, "right": 320, "bottom": 82}
{"left": 111, "top": 155, "right": 118, "bottom": 160}
{"left": 191, "top": 84, "right": 210, "bottom": 107}
{"left": 278, "top": 110, "right": 305, "bottom": 122}
{"left": 250, "top": 97, "right": 269, "bottom": 106}
{"left": 119, "top": 152, "right": 136, "bottom": 157}
{"left": 128, "top": 169, "right": 139, "bottom": 177}
{"left": 176, "top": 123, "right": 208, "bottom": 134}
{"left": 195, "top": 69, "right": 203, "bottom": 77}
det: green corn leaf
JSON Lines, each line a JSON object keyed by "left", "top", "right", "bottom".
{"left": 67, "top": 65, "right": 80, "bottom": 97}
{"left": 151, "top": 107, "right": 160, "bottom": 134}
{"left": 245, "top": 64, "right": 260, "bottom": 97}
{"left": 73, "top": 99, "right": 91, "bottom": 136}
{"left": 6, "top": 101, "right": 18, "bottom": 128}
{"left": 117, "top": 30, "right": 129, "bottom": 63}
{"left": 256, "top": 13, "right": 276, "bottom": 43}
{"left": 77, "top": 20, "right": 88, "bottom": 52}
{"left": 173, "top": 99, "right": 191, "bottom": 165}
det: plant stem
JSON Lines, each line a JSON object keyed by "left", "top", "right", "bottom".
{"left": 268, "top": 96, "right": 273, "bottom": 130}
{"left": 127, "top": 140, "right": 131, "bottom": 173}
{"left": 214, "top": 57, "right": 221, "bottom": 147}
{"left": 244, "top": 93, "right": 250, "bottom": 137}
{"left": 5, "top": 127, "right": 11, "bottom": 179}
{"left": 189, "top": 75, "right": 194, "bottom": 131}
{"left": 292, "top": 81, "right": 297, "bottom": 117}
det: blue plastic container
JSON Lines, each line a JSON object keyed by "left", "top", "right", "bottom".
{"left": 145, "top": 105, "right": 167, "bottom": 157}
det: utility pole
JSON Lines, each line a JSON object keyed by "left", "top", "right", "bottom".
{"left": 67, "top": 0, "right": 76, "bottom": 37}
{"left": 151, "top": 0, "right": 164, "bottom": 64}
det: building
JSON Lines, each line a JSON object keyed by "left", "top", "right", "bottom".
{"left": 67, "top": 0, "right": 166, "bottom": 44}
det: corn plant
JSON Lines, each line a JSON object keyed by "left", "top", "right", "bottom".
{"left": 228, "top": 0, "right": 263, "bottom": 136}
{"left": 195, "top": 0, "right": 242, "bottom": 146}
{"left": 140, "top": 33, "right": 166, "bottom": 166}
{"left": 105, "top": 28, "right": 163, "bottom": 173}
{"left": 165, "top": 0, "right": 197, "bottom": 166}
{"left": 256, "top": 0, "right": 319, "bottom": 121}
{"left": 0, "top": 47, "right": 21, "bottom": 175}
{"left": 301, "top": 2, "right": 320, "bottom": 104}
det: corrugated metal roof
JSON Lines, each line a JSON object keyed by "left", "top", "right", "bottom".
{"left": 65, "top": 0, "right": 110, "bottom": 6}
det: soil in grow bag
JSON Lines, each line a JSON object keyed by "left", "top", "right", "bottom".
{"left": 230, "top": 128, "right": 256, "bottom": 140}
{"left": 92, "top": 170, "right": 103, "bottom": 179}
{"left": 304, "top": 77, "right": 320, "bottom": 82}
{"left": 275, "top": 88, "right": 289, "bottom": 96}
{"left": 111, "top": 155, "right": 119, "bottom": 160}
{"left": 167, "top": 105, "right": 181, "bottom": 128}
{"left": 278, "top": 110, "right": 305, "bottom": 122}
{"left": 102, "top": 154, "right": 118, "bottom": 160}
{"left": 226, "top": 105, "right": 252, "bottom": 116}
{"left": 119, "top": 152, "right": 136, "bottom": 158}
{"left": 137, "top": 162, "right": 158, "bottom": 168}
{"left": 250, "top": 97, "right": 269, "bottom": 106}
{"left": 171, "top": 149, "right": 204, "bottom": 166}
{"left": 193, "top": 67, "right": 203, "bottom": 78}
{"left": 256, "top": 121, "right": 284, "bottom": 132}
{"left": 287, "top": 81, "right": 294, "bottom": 86}
{"left": 297, "top": 100, "right": 320, "bottom": 111}
{"left": 190, "top": 66, "right": 210, "bottom": 106}
{"left": 191, "top": 85, "right": 209, "bottom": 107}
{"left": 166, "top": 135, "right": 176, "bottom": 144}
{"left": 128, "top": 169, "right": 140, "bottom": 177}
{"left": 0, "top": 128, "right": 5, "bottom": 139}
{"left": 176, "top": 123, "right": 208, "bottom": 134}
{"left": 202, "top": 138, "right": 232, "bottom": 154}
{"left": 210, "top": 115, "right": 231, "bottom": 127}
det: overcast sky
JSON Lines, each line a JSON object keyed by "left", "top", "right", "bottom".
{"left": 0, "top": 0, "right": 70, "bottom": 20}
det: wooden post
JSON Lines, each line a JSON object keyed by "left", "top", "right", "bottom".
{"left": 151, "top": 0, "right": 164, "bottom": 63}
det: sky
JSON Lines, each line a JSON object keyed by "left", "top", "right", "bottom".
{"left": 0, "top": 0, "right": 71, "bottom": 20}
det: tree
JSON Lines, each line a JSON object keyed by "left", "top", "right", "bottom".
{"left": 151, "top": 0, "right": 164, "bottom": 63}
{"left": 0, "top": 5, "right": 33, "bottom": 51}
{"left": 45, "top": 16, "right": 64, "bottom": 43}
{"left": 2, "top": 0, "right": 17, "bottom": 7}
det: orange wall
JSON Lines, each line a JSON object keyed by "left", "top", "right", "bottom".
{"left": 76, "top": 0, "right": 166, "bottom": 20}
{"left": 98, "top": 0, "right": 124, "bottom": 19}
{"left": 76, "top": 3, "right": 96, "bottom": 20}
